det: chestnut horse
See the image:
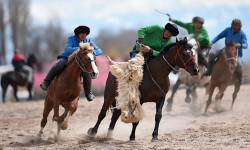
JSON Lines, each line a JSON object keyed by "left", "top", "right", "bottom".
{"left": 88, "top": 37, "right": 199, "bottom": 141}
{"left": 38, "top": 42, "right": 99, "bottom": 141}
{"left": 204, "top": 42, "right": 241, "bottom": 113}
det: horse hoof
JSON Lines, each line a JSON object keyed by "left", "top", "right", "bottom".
{"left": 185, "top": 97, "right": 192, "bottom": 103}
{"left": 151, "top": 137, "right": 158, "bottom": 142}
{"left": 166, "top": 104, "right": 172, "bottom": 112}
{"left": 48, "top": 137, "right": 56, "bottom": 144}
{"left": 61, "top": 121, "right": 69, "bottom": 130}
{"left": 37, "top": 131, "right": 43, "bottom": 138}
{"left": 129, "top": 135, "right": 135, "bottom": 141}
{"left": 87, "top": 128, "right": 96, "bottom": 136}
{"left": 107, "top": 130, "right": 113, "bottom": 138}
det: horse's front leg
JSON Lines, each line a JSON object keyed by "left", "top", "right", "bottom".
{"left": 27, "top": 83, "right": 33, "bottom": 100}
{"left": 152, "top": 96, "right": 165, "bottom": 141}
{"left": 49, "top": 102, "right": 60, "bottom": 142}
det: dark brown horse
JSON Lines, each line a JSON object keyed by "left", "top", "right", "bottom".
{"left": 38, "top": 42, "right": 99, "bottom": 141}
{"left": 204, "top": 42, "right": 241, "bottom": 113}
{"left": 88, "top": 37, "right": 199, "bottom": 141}
{"left": 1, "top": 54, "right": 37, "bottom": 103}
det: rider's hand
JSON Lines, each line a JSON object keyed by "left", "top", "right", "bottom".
{"left": 138, "top": 38, "right": 144, "bottom": 44}
{"left": 140, "top": 45, "right": 151, "bottom": 53}
{"left": 209, "top": 43, "right": 213, "bottom": 47}
{"left": 169, "top": 17, "right": 174, "bottom": 22}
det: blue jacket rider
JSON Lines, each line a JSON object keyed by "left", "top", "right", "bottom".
{"left": 40, "top": 26, "right": 103, "bottom": 101}
{"left": 204, "top": 19, "right": 248, "bottom": 82}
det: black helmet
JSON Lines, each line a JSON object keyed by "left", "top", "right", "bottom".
{"left": 74, "top": 25, "right": 90, "bottom": 35}
{"left": 231, "top": 18, "right": 242, "bottom": 27}
{"left": 192, "top": 16, "right": 204, "bottom": 24}
{"left": 165, "top": 23, "right": 179, "bottom": 36}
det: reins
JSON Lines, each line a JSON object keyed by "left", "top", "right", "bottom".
{"left": 145, "top": 45, "right": 194, "bottom": 95}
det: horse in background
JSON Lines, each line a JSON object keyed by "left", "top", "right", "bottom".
{"left": 88, "top": 37, "right": 199, "bottom": 141}
{"left": 166, "top": 35, "right": 210, "bottom": 112}
{"left": 38, "top": 42, "right": 99, "bottom": 142}
{"left": 204, "top": 42, "right": 241, "bottom": 113}
{"left": 1, "top": 54, "right": 37, "bottom": 103}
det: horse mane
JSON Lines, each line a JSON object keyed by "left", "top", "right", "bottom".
{"left": 67, "top": 49, "right": 79, "bottom": 64}
{"left": 159, "top": 43, "right": 177, "bottom": 55}
{"left": 67, "top": 42, "right": 92, "bottom": 64}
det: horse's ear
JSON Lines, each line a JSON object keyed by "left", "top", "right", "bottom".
{"left": 176, "top": 38, "right": 179, "bottom": 45}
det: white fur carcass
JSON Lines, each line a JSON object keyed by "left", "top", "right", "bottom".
{"left": 107, "top": 53, "right": 144, "bottom": 123}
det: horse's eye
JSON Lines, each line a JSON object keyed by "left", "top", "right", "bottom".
{"left": 186, "top": 44, "right": 193, "bottom": 49}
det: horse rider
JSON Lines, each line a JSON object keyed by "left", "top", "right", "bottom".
{"left": 169, "top": 16, "right": 210, "bottom": 67}
{"left": 129, "top": 23, "right": 179, "bottom": 58}
{"left": 40, "top": 25, "right": 103, "bottom": 101}
{"left": 203, "top": 18, "right": 248, "bottom": 82}
{"left": 12, "top": 51, "right": 33, "bottom": 83}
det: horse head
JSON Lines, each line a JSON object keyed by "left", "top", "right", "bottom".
{"left": 225, "top": 42, "right": 240, "bottom": 71}
{"left": 77, "top": 42, "right": 99, "bottom": 79}
{"left": 175, "top": 36, "right": 199, "bottom": 75}
{"left": 27, "top": 53, "right": 38, "bottom": 69}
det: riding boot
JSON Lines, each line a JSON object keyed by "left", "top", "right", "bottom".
{"left": 40, "top": 65, "right": 59, "bottom": 91}
{"left": 198, "top": 50, "right": 208, "bottom": 68}
{"left": 203, "top": 56, "right": 215, "bottom": 76}
{"left": 82, "top": 72, "right": 95, "bottom": 101}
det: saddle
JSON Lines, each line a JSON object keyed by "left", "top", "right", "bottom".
{"left": 15, "top": 69, "right": 29, "bottom": 82}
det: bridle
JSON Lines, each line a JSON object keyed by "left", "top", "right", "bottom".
{"left": 74, "top": 50, "right": 96, "bottom": 73}
{"left": 146, "top": 44, "right": 195, "bottom": 95}
{"left": 223, "top": 50, "right": 238, "bottom": 62}
{"left": 162, "top": 45, "right": 195, "bottom": 72}
{"left": 174, "top": 45, "right": 195, "bottom": 70}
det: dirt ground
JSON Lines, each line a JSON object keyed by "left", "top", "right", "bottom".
{"left": 1, "top": 84, "right": 250, "bottom": 150}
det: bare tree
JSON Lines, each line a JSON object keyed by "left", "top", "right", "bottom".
{"left": 8, "top": 0, "right": 30, "bottom": 56}
{"left": 44, "top": 20, "right": 66, "bottom": 61}
{"left": 0, "top": 0, "right": 7, "bottom": 65}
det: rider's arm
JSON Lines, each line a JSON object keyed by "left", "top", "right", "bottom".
{"left": 197, "top": 29, "right": 210, "bottom": 46}
{"left": 211, "top": 28, "right": 228, "bottom": 44}
{"left": 241, "top": 32, "right": 248, "bottom": 49}
{"left": 138, "top": 25, "right": 159, "bottom": 38}
{"left": 89, "top": 38, "right": 103, "bottom": 56}
{"left": 152, "top": 50, "right": 160, "bottom": 57}
{"left": 173, "top": 20, "right": 189, "bottom": 29}
{"left": 64, "top": 37, "right": 79, "bottom": 54}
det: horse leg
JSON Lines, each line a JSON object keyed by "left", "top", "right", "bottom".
{"left": 60, "top": 98, "right": 79, "bottom": 131}
{"left": 88, "top": 97, "right": 114, "bottom": 136}
{"left": 38, "top": 96, "right": 53, "bottom": 137}
{"left": 1, "top": 82, "right": 8, "bottom": 103}
{"left": 204, "top": 84, "right": 216, "bottom": 113}
{"left": 185, "top": 87, "right": 192, "bottom": 103}
{"left": 49, "top": 102, "right": 60, "bottom": 141}
{"left": 27, "top": 83, "right": 33, "bottom": 100}
{"left": 152, "top": 97, "right": 165, "bottom": 141}
{"left": 107, "top": 101, "right": 121, "bottom": 138}
{"left": 12, "top": 85, "right": 19, "bottom": 102}
{"left": 230, "top": 79, "right": 241, "bottom": 110}
{"left": 185, "top": 83, "right": 197, "bottom": 103}
{"left": 129, "top": 122, "right": 139, "bottom": 141}
{"left": 191, "top": 86, "right": 198, "bottom": 103}
{"left": 166, "top": 79, "right": 181, "bottom": 112}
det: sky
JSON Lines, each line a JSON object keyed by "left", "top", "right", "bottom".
{"left": 23, "top": 0, "right": 250, "bottom": 62}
